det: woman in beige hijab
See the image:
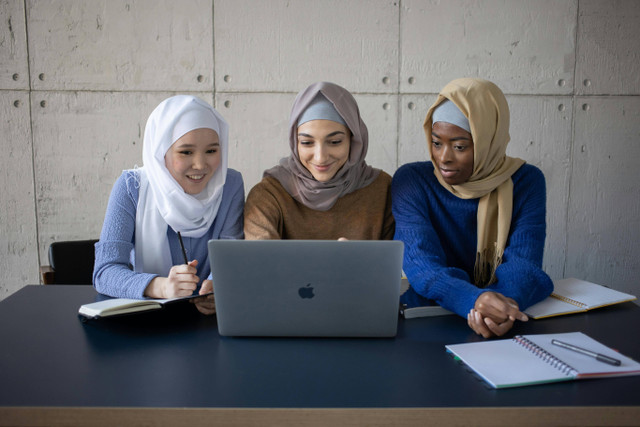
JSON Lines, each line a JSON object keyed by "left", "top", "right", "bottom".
{"left": 392, "top": 78, "right": 553, "bottom": 338}
{"left": 244, "top": 81, "right": 394, "bottom": 240}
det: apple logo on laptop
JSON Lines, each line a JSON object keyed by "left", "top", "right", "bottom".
{"left": 298, "top": 283, "right": 315, "bottom": 299}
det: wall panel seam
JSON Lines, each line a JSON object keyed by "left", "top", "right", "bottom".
{"left": 23, "top": 0, "right": 42, "bottom": 282}
{"left": 563, "top": 0, "right": 581, "bottom": 278}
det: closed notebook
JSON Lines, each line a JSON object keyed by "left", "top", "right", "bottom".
{"left": 525, "top": 278, "right": 637, "bottom": 319}
{"left": 400, "top": 301, "right": 454, "bottom": 318}
{"left": 399, "top": 278, "right": 455, "bottom": 319}
{"left": 446, "top": 332, "right": 640, "bottom": 389}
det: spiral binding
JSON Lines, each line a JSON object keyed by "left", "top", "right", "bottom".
{"left": 551, "top": 292, "right": 587, "bottom": 308}
{"left": 513, "top": 335, "right": 578, "bottom": 377}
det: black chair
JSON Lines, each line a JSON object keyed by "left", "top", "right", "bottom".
{"left": 40, "top": 239, "right": 99, "bottom": 285}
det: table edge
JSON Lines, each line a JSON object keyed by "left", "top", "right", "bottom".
{"left": 1, "top": 406, "right": 639, "bottom": 427}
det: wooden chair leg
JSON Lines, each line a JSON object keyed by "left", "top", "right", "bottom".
{"left": 40, "top": 265, "right": 55, "bottom": 285}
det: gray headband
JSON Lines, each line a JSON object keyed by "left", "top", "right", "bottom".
{"left": 297, "top": 93, "right": 347, "bottom": 127}
{"left": 432, "top": 99, "right": 471, "bottom": 133}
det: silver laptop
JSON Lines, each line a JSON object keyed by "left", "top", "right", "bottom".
{"left": 208, "top": 240, "right": 404, "bottom": 337}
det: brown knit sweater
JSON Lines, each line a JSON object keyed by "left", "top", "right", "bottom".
{"left": 244, "top": 172, "right": 395, "bottom": 240}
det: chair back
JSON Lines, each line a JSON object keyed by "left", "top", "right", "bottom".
{"left": 48, "top": 239, "right": 99, "bottom": 285}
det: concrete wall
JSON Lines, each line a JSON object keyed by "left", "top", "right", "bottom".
{"left": 1, "top": 0, "right": 639, "bottom": 300}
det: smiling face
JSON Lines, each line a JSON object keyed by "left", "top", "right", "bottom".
{"left": 431, "top": 121, "right": 474, "bottom": 186}
{"left": 297, "top": 119, "right": 351, "bottom": 182}
{"left": 164, "top": 127, "right": 221, "bottom": 194}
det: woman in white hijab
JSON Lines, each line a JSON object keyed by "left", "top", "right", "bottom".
{"left": 93, "top": 95, "right": 244, "bottom": 314}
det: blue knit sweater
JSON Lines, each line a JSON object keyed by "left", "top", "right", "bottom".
{"left": 392, "top": 161, "right": 553, "bottom": 317}
{"left": 93, "top": 169, "right": 244, "bottom": 299}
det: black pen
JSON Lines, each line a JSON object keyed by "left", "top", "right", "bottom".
{"left": 551, "top": 339, "right": 621, "bottom": 366}
{"left": 177, "top": 231, "right": 189, "bottom": 265}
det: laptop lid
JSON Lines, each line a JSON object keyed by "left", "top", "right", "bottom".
{"left": 208, "top": 240, "right": 404, "bottom": 337}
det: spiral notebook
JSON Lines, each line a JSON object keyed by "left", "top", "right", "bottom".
{"left": 525, "top": 278, "right": 637, "bottom": 319}
{"left": 446, "top": 332, "right": 640, "bottom": 389}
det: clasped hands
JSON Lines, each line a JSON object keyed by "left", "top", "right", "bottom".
{"left": 467, "top": 291, "right": 528, "bottom": 338}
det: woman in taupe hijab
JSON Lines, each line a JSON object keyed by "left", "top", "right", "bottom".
{"left": 244, "top": 81, "right": 394, "bottom": 240}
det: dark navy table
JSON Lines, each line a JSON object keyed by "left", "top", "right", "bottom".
{"left": 1, "top": 285, "right": 639, "bottom": 426}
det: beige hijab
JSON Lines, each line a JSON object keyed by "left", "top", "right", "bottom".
{"left": 424, "top": 78, "right": 525, "bottom": 287}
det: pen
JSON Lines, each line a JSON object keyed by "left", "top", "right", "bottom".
{"left": 551, "top": 339, "right": 621, "bottom": 366}
{"left": 177, "top": 231, "right": 189, "bottom": 265}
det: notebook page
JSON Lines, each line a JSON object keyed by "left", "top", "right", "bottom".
{"left": 525, "top": 332, "right": 640, "bottom": 376}
{"left": 553, "top": 278, "right": 636, "bottom": 309}
{"left": 524, "top": 297, "right": 585, "bottom": 319}
{"left": 78, "top": 298, "right": 160, "bottom": 317}
{"left": 446, "top": 339, "right": 573, "bottom": 388}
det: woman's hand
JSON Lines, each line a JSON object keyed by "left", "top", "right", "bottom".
{"left": 191, "top": 279, "right": 216, "bottom": 315}
{"left": 474, "top": 291, "right": 528, "bottom": 323}
{"left": 467, "top": 308, "right": 515, "bottom": 338}
{"left": 468, "top": 292, "right": 528, "bottom": 338}
{"left": 145, "top": 260, "right": 199, "bottom": 299}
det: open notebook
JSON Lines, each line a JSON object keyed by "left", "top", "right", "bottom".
{"left": 446, "top": 332, "right": 640, "bottom": 389}
{"left": 525, "top": 278, "right": 637, "bottom": 319}
{"left": 78, "top": 293, "right": 209, "bottom": 320}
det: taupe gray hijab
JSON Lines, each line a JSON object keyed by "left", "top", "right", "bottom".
{"left": 264, "top": 82, "right": 380, "bottom": 211}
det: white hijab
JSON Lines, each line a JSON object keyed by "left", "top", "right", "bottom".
{"left": 134, "top": 95, "right": 229, "bottom": 276}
